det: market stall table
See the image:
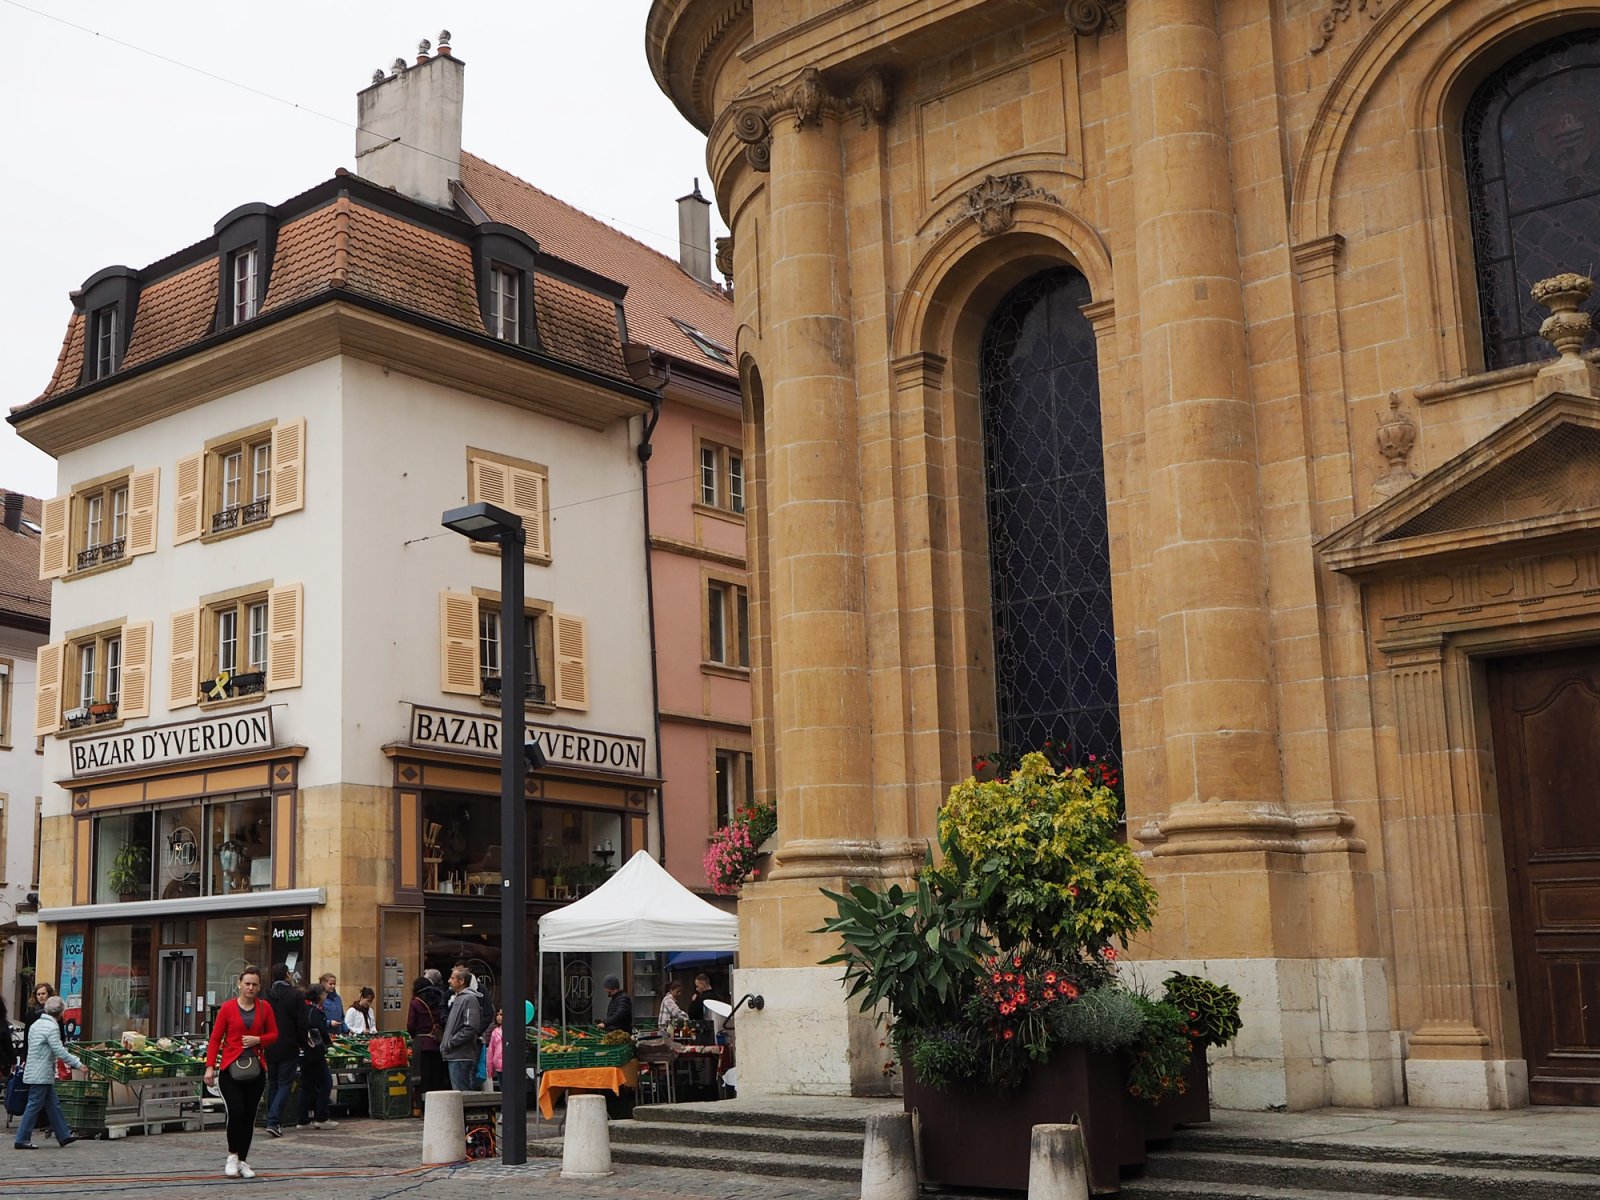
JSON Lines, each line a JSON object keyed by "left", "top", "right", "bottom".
{"left": 537, "top": 1060, "right": 639, "bottom": 1119}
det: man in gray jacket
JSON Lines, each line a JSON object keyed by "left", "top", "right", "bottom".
{"left": 440, "top": 966, "right": 484, "bottom": 1091}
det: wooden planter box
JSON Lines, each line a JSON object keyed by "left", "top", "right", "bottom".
{"left": 903, "top": 1045, "right": 1210, "bottom": 1195}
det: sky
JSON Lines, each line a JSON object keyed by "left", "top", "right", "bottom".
{"left": 0, "top": 0, "right": 727, "bottom": 499}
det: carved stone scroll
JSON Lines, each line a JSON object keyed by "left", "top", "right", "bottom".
{"left": 951, "top": 174, "right": 1061, "bottom": 237}
{"left": 1310, "top": 0, "right": 1387, "bottom": 55}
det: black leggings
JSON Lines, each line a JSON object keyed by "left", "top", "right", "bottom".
{"left": 218, "top": 1068, "right": 267, "bottom": 1159}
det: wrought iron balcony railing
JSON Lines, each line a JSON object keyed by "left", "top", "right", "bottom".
{"left": 76, "top": 539, "right": 126, "bottom": 570}
{"left": 210, "top": 498, "right": 271, "bottom": 534}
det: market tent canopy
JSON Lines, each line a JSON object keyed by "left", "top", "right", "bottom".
{"left": 536, "top": 849, "right": 739, "bottom": 953}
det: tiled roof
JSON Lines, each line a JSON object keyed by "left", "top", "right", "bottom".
{"left": 0, "top": 494, "right": 50, "bottom": 627}
{"left": 123, "top": 258, "right": 218, "bottom": 371}
{"left": 459, "top": 154, "right": 735, "bottom": 376}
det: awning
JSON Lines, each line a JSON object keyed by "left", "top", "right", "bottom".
{"left": 39, "top": 887, "right": 327, "bottom": 924}
{"left": 665, "top": 949, "right": 735, "bottom": 969}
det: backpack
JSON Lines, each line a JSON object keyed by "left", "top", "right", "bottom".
{"left": 4, "top": 1069, "right": 28, "bottom": 1118}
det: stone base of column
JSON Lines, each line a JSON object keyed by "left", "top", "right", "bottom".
{"left": 1123, "top": 957, "right": 1401, "bottom": 1110}
{"left": 730, "top": 965, "right": 894, "bottom": 1097}
{"left": 1404, "top": 1056, "right": 1528, "bottom": 1109}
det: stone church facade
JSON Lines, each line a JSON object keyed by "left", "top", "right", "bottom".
{"left": 646, "top": 0, "right": 1600, "bottom": 1110}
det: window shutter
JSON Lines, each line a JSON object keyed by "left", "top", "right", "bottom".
{"left": 119, "top": 621, "right": 153, "bottom": 718}
{"left": 510, "top": 467, "right": 548, "bottom": 558}
{"left": 553, "top": 613, "right": 588, "bottom": 711}
{"left": 439, "top": 591, "right": 480, "bottom": 695}
{"left": 169, "top": 607, "right": 200, "bottom": 710}
{"left": 470, "top": 458, "right": 509, "bottom": 508}
{"left": 266, "top": 583, "right": 304, "bottom": 690}
{"left": 173, "top": 452, "right": 203, "bottom": 544}
{"left": 34, "top": 642, "right": 63, "bottom": 735}
{"left": 269, "top": 418, "right": 306, "bottom": 517}
{"left": 39, "top": 495, "right": 69, "bottom": 579}
{"left": 126, "top": 467, "right": 160, "bottom": 557}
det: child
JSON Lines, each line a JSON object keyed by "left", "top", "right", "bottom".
{"left": 485, "top": 1008, "right": 504, "bottom": 1092}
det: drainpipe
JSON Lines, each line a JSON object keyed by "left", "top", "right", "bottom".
{"left": 627, "top": 344, "right": 671, "bottom": 867}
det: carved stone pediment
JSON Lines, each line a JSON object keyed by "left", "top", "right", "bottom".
{"left": 1319, "top": 390, "right": 1600, "bottom": 575}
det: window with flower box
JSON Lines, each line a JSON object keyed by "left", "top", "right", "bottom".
{"left": 35, "top": 621, "right": 151, "bottom": 735}
{"left": 439, "top": 590, "right": 584, "bottom": 710}
{"left": 169, "top": 583, "right": 302, "bottom": 710}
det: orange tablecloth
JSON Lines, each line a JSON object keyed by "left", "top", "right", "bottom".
{"left": 537, "top": 1061, "right": 640, "bottom": 1119}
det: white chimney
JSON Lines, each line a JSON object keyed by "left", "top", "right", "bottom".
{"left": 355, "top": 33, "right": 463, "bottom": 209}
{"left": 677, "top": 179, "right": 713, "bottom": 284}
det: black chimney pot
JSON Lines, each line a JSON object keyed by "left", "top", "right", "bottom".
{"left": 3, "top": 493, "right": 22, "bottom": 532}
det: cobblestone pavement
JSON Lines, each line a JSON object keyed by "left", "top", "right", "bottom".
{"left": 0, "top": 1118, "right": 863, "bottom": 1200}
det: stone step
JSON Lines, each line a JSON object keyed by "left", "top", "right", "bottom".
{"left": 1120, "top": 1180, "right": 1442, "bottom": 1200}
{"left": 1167, "top": 1129, "right": 1600, "bottom": 1177}
{"left": 611, "top": 1119, "right": 863, "bottom": 1158}
{"left": 629, "top": 1102, "right": 870, "bottom": 1134}
{"left": 528, "top": 1136, "right": 862, "bottom": 1181}
{"left": 1141, "top": 1150, "right": 1600, "bottom": 1200}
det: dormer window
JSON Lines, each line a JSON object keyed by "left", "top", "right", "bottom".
{"left": 91, "top": 305, "right": 121, "bottom": 379}
{"left": 232, "top": 245, "right": 260, "bottom": 323}
{"left": 489, "top": 264, "right": 521, "bottom": 341}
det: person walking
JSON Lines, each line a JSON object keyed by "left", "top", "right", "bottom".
{"left": 262, "top": 962, "right": 305, "bottom": 1137}
{"left": 407, "top": 975, "right": 448, "bottom": 1100}
{"left": 344, "top": 987, "right": 377, "bottom": 1035}
{"left": 12, "top": 996, "right": 83, "bottom": 1151}
{"left": 300, "top": 984, "right": 336, "bottom": 1129}
{"left": 202, "top": 965, "right": 277, "bottom": 1179}
{"left": 318, "top": 974, "right": 345, "bottom": 1035}
{"left": 440, "top": 967, "right": 484, "bottom": 1091}
{"left": 485, "top": 1009, "right": 504, "bottom": 1092}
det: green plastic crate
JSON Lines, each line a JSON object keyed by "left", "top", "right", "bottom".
{"left": 367, "top": 1068, "right": 412, "bottom": 1119}
{"left": 61, "top": 1098, "right": 108, "bottom": 1130}
{"left": 539, "top": 1041, "right": 635, "bottom": 1070}
{"left": 79, "top": 1045, "right": 170, "bottom": 1082}
{"left": 57, "top": 1079, "right": 111, "bottom": 1102}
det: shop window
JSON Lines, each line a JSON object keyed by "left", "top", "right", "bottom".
{"left": 440, "top": 591, "right": 585, "bottom": 711}
{"left": 172, "top": 418, "right": 305, "bottom": 544}
{"left": 37, "top": 468, "right": 159, "bottom": 580}
{"left": 705, "top": 579, "right": 749, "bottom": 669}
{"left": 204, "top": 917, "right": 270, "bottom": 1016}
{"left": 698, "top": 440, "right": 744, "bottom": 515}
{"left": 531, "top": 805, "right": 623, "bottom": 900}
{"left": 208, "top": 795, "right": 273, "bottom": 895}
{"left": 712, "top": 748, "right": 754, "bottom": 830}
{"left": 465, "top": 450, "right": 549, "bottom": 559}
{"left": 425, "top": 793, "right": 500, "bottom": 895}
{"left": 36, "top": 621, "right": 151, "bottom": 735}
{"left": 91, "top": 793, "right": 271, "bottom": 903}
{"left": 171, "top": 583, "right": 302, "bottom": 710}
{"left": 157, "top": 805, "right": 204, "bottom": 900}
{"left": 96, "top": 811, "right": 156, "bottom": 903}
{"left": 92, "top": 924, "right": 153, "bottom": 1040}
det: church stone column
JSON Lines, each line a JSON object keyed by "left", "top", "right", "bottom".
{"left": 1127, "top": 0, "right": 1281, "bottom": 817}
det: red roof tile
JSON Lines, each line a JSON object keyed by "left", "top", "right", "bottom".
{"left": 459, "top": 154, "right": 735, "bottom": 375}
{"left": 122, "top": 259, "right": 218, "bottom": 371}
{"left": 0, "top": 493, "right": 50, "bottom": 627}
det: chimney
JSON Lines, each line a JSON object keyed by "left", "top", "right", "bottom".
{"left": 3, "top": 492, "right": 22, "bottom": 532}
{"left": 355, "top": 31, "right": 464, "bottom": 210}
{"left": 677, "top": 179, "right": 713, "bottom": 284}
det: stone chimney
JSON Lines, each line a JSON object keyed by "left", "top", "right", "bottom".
{"left": 677, "top": 180, "right": 713, "bottom": 285}
{"left": 355, "top": 31, "right": 464, "bottom": 209}
{"left": 3, "top": 492, "right": 22, "bottom": 532}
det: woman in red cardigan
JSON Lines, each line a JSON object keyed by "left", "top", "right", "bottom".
{"left": 204, "top": 965, "right": 278, "bottom": 1179}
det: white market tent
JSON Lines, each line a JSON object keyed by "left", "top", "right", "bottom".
{"left": 535, "top": 850, "right": 738, "bottom": 1068}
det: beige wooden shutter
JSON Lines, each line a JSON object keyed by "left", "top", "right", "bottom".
{"left": 266, "top": 583, "right": 304, "bottom": 690}
{"left": 118, "top": 621, "right": 153, "bottom": 718}
{"left": 510, "top": 467, "right": 548, "bottom": 558}
{"left": 126, "top": 467, "right": 160, "bottom": 557}
{"left": 169, "top": 607, "right": 200, "bottom": 710}
{"left": 553, "top": 613, "right": 588, "bottom": 711}
{"left": 34, "top": 642, "right": 64, "bottom": 735}
{"left": 470, "top": 458, "right": 508, "bottom": 509}
{"left": 439, "top": 591, "right": 480, "bottom": 695}
{"left": 269, "top": 418, "right": 306, "bottom": 517}
{"left": 39, "top": 494, "right": 69, "bottom": 579}
{"left": 173, "top": 452, "right": 203, "bottom": 544}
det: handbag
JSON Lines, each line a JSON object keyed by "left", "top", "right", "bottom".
{"left": 227, "top": 1051, "right": 262, "bottom": 1082}
{"left": 4, "top": 1069, "right": 29, "bottom": 1117}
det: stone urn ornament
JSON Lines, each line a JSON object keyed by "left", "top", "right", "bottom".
{"left": 1531, "top": 273, "right": 1594, "bottom": 359}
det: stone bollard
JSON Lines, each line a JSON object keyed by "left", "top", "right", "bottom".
{"left": 1028, "top": 1124, "right": 1091, "bottom": 1200}
{"left": 561, "top": 1093, "right": 614, "bottom": 1178}
{"left": 421, "top": 1090, "right": 465, "bottom": 1165}
{"left": 860, "top": 1110, "right": 918, "bottom": 1200}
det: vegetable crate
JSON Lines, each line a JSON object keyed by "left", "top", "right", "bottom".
{"left": 56, "top": 1079, "right": 111, "bottom": 1103}
{"left": 79, "top": 1044, "right": 170, "bottom": 1082}
{"left": 538, "top": 1042, "right": 636, "bottom": 1070}
{"left": 61, "top": 1097, "right": 109, "bottom": 1131}
{"left": 367, "top": 1068, "right": 412, "bottom": 1119}
{"left": 150, "top": 1049, "right": 206, "bottom": 1077}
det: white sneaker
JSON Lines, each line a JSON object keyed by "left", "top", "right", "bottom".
{"left": 238, "top": 1162, "right": 256, "bottom": 1179}
{"left": 311, "top": 1119, "right": 337, "bottom": 1129}
{"left": 225, "top": 1154, "right": 240, "bottom": 1178}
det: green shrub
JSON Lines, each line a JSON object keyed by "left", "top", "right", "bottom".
{"left": 1126, "top": 994, "right": 1193, "bottom": 1103}
{"left": 1162, "top": 972, "right": 1242, "bottom": 1049}
{"left": 1050, "top": 984, "right": 1144, "bottom": 1053}
{"left": 907, "top": 1026, "right": 980, "bottom": 1089}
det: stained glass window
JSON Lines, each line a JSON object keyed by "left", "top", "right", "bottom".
{"left": 980, "top": 268, "right": 1121, "bottom": 767}
{"left": 1465, "top": 30, "right": 1600, "bottom": 370}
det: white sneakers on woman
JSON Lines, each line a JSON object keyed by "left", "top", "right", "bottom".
{"left": 238, "top": 1161, "right": 256, "bottom": 1179}
{"left": 225, "top": 1154, "right": 240, "bottom": 1178}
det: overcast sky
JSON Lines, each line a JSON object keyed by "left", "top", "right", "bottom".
{"left": 0, "top": 0, "right": 726, "bottom": 499}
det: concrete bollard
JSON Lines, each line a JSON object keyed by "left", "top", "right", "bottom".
{"left": 860, "top": 1110, "right": 918, "bottom": 1200}
{"left": 561, "top": 1093, "right": 614, "bottom": 1178}
{"left": 1028, "top": 1123, "right": 1091, "bottom": 1200}
{"left": 421, "top": 1090, "right": 465, "bottom": 1165}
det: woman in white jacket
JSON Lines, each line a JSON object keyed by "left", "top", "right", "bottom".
{"left": 344, "top": 987, "right": 378, "bottom": 1034}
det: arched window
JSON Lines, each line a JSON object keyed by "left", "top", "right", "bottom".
{"left": 1465, "top": 30, "right": 1600, "bottom": 370}
{"left": 980, "top": 268, "right": 1120, "bottom": 767}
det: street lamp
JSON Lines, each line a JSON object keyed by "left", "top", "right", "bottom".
{"left": 441, "top": 500, "right": 529, "bottom": 1164}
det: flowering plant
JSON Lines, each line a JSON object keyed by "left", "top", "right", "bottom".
{"left": 704, "top": 800, "right": 777, "bottom": 895}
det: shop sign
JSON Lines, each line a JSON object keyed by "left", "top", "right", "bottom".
{"left": 408, "top": 705, "right": 646, "bottom": 775}
{"left": 69, "top": 709, "right": 275, "bottom": 778}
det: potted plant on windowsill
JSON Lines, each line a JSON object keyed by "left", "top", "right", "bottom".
{"left": 818, "top": 752, "right": 1241, "bottom": 1194}
{"left": 108, "top": 842, "right": 151, "bottom": 902}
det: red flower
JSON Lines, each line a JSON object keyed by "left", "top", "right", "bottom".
{"left": 1012, "top": 957, "right": 1021, "bottom": 967}
{"left": 1061, "top": 983, "right": 1080, "bottom": 1000}
{"left": 1102, "top": 947, "right": 1118, "bottom": 961}
{"left": 1044, "top": 972, "right": 1058, "bottom": 984}
{"left": 1003, "top": 973, "right": 1014, "bottom": 983}
{"left": 1042, "top": 988, "right": 1055, "bottom": 1001}
{"left": 992, "top": 973, "right": 1002, "bottom": 983}
{"left": 1068, "top": 885, "right": 1079, "bottom": 896}
{"left": 1015, "top": 992, "right": 1028, "bottom": 1005}
{"left": 1002, "top": 1029, "right": 1015, "bottom": 1041}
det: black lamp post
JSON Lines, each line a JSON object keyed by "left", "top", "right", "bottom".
{"left": 441, "top": 500, "right": 528, "bottom": 1163}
